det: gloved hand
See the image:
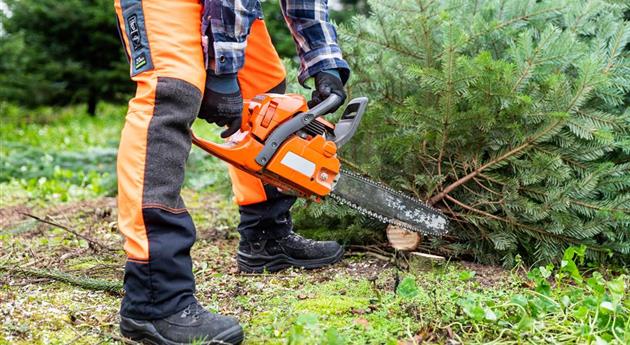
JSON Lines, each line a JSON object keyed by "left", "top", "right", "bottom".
{"left": 307, "top": 69, "right": 346, "bottom": 112}
{"left": 198, "top": 71, "right": 243, "bottom": 138}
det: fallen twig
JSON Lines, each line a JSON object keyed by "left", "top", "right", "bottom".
{"left": 348, "top": 244, "right": 391, "bottom": 256}
{"left": 0, "top": 265, "right": 123, "bottom": 295}
{"left": 22, "top": 213, "right": 118, "bottom": 252}
{"left": 5, "top": 277, "right": 52, "bottom": 287}
{"left": 347, "top": 250, "right": 395, "bottom": 263}
{"left": 346, "top": 245, "right": 398, "bottom": 264}
{"left": 98, "top": 331, "right": 142, "bottom": 345}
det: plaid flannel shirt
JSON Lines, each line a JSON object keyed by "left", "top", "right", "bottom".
{"left": 202, "top": 0, "right": 350, "bottom": 86}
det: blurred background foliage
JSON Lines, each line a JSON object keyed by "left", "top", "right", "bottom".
{"left": 0, "top": 0, "right": 366, "bottom": 115}
{"left": 0, "top": 0, "right": 132, "bottom": 115}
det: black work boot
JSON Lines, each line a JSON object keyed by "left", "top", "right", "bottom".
{"left": 120, "top": 301, "right": 244, "bottom": 345}
{"left": 237, "top": 232, "right": 344, "bottom": 273}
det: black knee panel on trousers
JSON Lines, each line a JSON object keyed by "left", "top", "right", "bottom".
{"left": 121, "top": 77, "right": 201, "bottom": 320}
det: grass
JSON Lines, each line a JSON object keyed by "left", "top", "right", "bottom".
{"left": 0, "top": 102, "right": 231, "bottom": 207}
{"left": 1, "top": 104, "right": 628, "bottom": 344}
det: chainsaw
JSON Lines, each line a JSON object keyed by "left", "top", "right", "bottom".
{"left": 192, "top": 93, "right": 448, "bottom": 236}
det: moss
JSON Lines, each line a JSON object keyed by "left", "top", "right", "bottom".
{"left": 1, "top": 283, "right": 119, "bottom": 344}
{"left": 296, "top": 295, "right": 369, "bottom": 315}
{"left": 66, "top": 257, "right": 117, "bottom": 271}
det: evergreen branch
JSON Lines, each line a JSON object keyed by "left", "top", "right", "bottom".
{"left": 416, "top": 0, "right": 438, "bottom": 13}
{"left": 535, "top": 146, "right": 587, "bottom": 169}
{"left": 510, "top": 26, "right": 561, "bottom": 93}
{"left": 345, "top": 32, "right": 425, "bottom": 61}
{"left": 374, "top": 0, "right": 435, "bottom": 58}
{"left": 566, "top": 71, "right": 596, "bottom": 114}
{"left": 478, "top": 173, "right": 506, "bottom": 186}
{"left": 448, "top": 156, "right": 460, "bottom": 180}
{"left": 339, "top": 157, "right": 369, "bottom": 176}
{"left": 437, "top": 23, "right": 457, "bottom": 177}
{"left": 434, "top": 6, "right": 565, "bottom": 61}
{"left": 461, "top": 183, "right": 486, "bottom": 200}
{"left": 511, "top": 59, "right": 535, "bottom": 94}
{"left": 437, "top": 111, "right": 450, "bottom": 177}
{"left": 576, "top": 110, "right": 621, "bottom": 127}
{"left": 470, "top": 199, "right": 505, "bottom": 209}
{"left": 472, "top": 177, "right": 503, "bottom": 196}
{"left": 571, "top": 200, "right": 629, "bottom": 213}
{"left": 441, "top": 199, "right": 465, "bottom": 225}
{"left": 602, "top": 21, "right": 627, "bottom": 74}
{"left": 429, "top": 119, "right": 564, "bottom": 205}
{"left": 444, "top": 195, "right": 611, "bottom": 252}
{"left": 1, "top": 265, "right": 123, "bottom": 294}
{"left": 566, "top": 0, "right": 594, "bottom": 33}
{"left": 488, "top": 7, "right": 564, "bottom": 34}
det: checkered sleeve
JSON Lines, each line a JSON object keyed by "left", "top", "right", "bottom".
{"left": 204, "top": 0, "right": 259, "bottom": 74}
{"left": 280, "top": 0, "right": 350, "bottom": 86}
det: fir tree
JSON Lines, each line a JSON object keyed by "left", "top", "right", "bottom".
{"left": 0, "top": 0, "right": 132, "bottom": 115}
{"left": 299, "top": 0, "right": 629, "bottom": 265}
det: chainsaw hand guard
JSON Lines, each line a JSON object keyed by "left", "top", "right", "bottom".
{"left": 333, "top": 97, "right": 368, "bottom": 148}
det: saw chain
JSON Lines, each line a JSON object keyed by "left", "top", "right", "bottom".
{"left": 330, "top": 168, "right": 449, "bottom": 236}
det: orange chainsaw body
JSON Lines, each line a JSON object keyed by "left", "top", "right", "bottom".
{"left": 192, "top": 94, "right": 341, "bottom": 198}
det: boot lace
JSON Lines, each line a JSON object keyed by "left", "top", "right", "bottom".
{"left": 283, "top": 233, "right": 315, "bottom": 246}
{"left": 180, "top": 302, "right": 208, "bottom": 320}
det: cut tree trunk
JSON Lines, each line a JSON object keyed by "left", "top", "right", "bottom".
{"left": 409, "top": 251, "right": 446, "bottom": 270}
{"left": 386, "top": 225, "right": 421, "bottom": 251}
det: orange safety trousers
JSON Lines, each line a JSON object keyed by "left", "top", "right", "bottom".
{"left": 114, "top": 0, "right": 287, "bottom": 319}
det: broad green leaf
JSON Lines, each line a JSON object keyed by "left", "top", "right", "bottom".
{"left": 516, "top": 314, "right": 533, "bottom": 332}
{"left": 396, "top": 276, "right": 419, "bottom": 299}
{"left": 484, "top": 307, "right": 498, "bottom": 321}
{"left": 607, "top": 276, "right": 626, "bottom": 302}
{"left": 324, "top": 328, "right": 345, "bottom": 345}
{"left": 599, "top": 301, "right": 615, "bottom": 313}
{"left": 458, "top": 270, "right": 476, "bottom": 281}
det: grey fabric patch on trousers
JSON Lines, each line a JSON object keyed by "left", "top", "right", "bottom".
{"left": 121, "top": 0, "right": 153, "bottom": 76}
{"left": 143, "top": 77, "right": 202, "bottom": 209}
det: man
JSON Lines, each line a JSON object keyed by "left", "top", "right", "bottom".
{"left": 113, "top": 0, "right": 350, "bottom": 343}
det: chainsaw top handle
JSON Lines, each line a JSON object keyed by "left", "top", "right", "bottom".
{"left": 306, "top": 93, "right": 344, "bottom": 117}
{"left": 254, "top": 94, "right": 343, "bottom": 166}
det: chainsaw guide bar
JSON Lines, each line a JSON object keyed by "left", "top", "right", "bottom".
{"left": 330, "top": 169, "right": 449, "bottom": 236}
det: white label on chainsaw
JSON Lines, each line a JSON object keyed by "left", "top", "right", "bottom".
{"left": 280, "top": 152, "right": 316, "bottom": 177}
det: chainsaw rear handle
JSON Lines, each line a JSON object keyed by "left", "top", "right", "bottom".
{"left": 254, "top": 94, "right": 344, "bottom": 166}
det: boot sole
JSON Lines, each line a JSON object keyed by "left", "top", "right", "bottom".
{"left": 237, "top": 246, "right": 344, "bottom": 273}
{"left": 119, "top": 316, "right": 244, "bottom": 345}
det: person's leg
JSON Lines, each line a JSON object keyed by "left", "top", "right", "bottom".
{"left": 229, "top": 20, "right": 344, "bottom": 273}
{"left": 114, "top": 0, "right": 242, "bottom": 343}
{"left": 231, "top": 19, "right": 294, "bottom": 243}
